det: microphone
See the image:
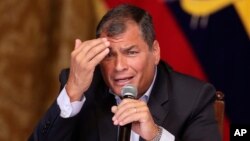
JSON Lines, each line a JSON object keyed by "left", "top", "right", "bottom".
{"left": 118, "top": 84, "right": 137, "bottom": 141}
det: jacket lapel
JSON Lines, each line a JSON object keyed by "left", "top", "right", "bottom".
{"left": 96, "top": 89, "right": 118, "bottom": 141}
{"left": 148, "top": 62, "right": 171, "bottom": 126}
{"left": 139, "top": 63, "right": 171, "bottom": 141}
{"left": 139, "top": 62, "right": 171, "bottom": 141}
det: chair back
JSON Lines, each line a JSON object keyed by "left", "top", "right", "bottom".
{"left": 214, "top": 91, "right": 225, "bottom": 136}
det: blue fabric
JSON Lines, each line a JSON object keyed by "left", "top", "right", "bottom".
{"left": 166, "top": 2, "right": 250, "bottom": 124}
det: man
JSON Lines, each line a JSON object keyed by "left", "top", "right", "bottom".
{"left": 29, "top": 4, "right": 221, "bottom": 141}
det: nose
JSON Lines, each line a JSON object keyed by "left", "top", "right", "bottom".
{"left": 115, "top": 55, "right": 128, "bottom": 72}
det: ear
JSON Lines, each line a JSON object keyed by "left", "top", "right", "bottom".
{"left": 152, "top": 40, "right": 160, "bottom": 65}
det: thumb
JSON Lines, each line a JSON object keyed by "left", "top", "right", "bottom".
{"left": 75, "top": 39, "right": 82, "bottom": 49}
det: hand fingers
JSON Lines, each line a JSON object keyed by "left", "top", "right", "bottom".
{"left": 75, "top": 39, "right": 82, "bottom": 49}
{"left": 114, "top": 99, "right": 138, "bottom": 117}
{"left": 87, "top": 42, "right": 110, "bottom": 63}
{"left": 111, "top": 100, "right": 158, "bottom": 140}
{"left": 111, "top": 106, "right": 118, "bottom": 113}
{"left": 82, "top": 38, "right": 109, "bottom": 56}
{"left": 112, "top": 100, "right": 148, "bottom": 125}
{"left": 71, "top": 38, "right": 109, "bottom": 60}
{"left": 70, "top": 38, "right": 110, "bottom": 70}
{"left": 115, "top": 106, "right": 148, "bottom": 126}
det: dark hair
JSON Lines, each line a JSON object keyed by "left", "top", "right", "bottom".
{"left": 96, "top": 4, "right": 155, "bottom": 48}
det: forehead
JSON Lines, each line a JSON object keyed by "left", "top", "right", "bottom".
{"left": 101, "top": 20, "right": 142, "bottom": 37}
{"left": 100, "top": 21, "right": 150, "bottom": 52}
{"left": 108, "top": 31, "right": 145, "bottom": 51}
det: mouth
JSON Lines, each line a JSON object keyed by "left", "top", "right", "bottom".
{"left": 113, "top": 76, "right": 134, "bottom": 86}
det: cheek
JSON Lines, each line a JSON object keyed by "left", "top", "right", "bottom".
{"left": 135, "top": 52, "right": 155, "bottom": 68}
{"left": 132, "top": 55, "right": 156, "bottom": 81}
{"left": 129, "top": 57, "right": 148, "bottom": 74}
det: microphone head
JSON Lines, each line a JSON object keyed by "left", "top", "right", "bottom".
{"left": 121, "top": 84, "right": 137, "bottom": 99}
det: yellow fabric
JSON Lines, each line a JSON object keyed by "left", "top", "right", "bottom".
{"left": 181, "top": 0, "right": 233, "bottom": 16}
{"left": 93, "top": 0, "right": 108, "bottom": 21}
{"left": 234, "top": 0, "right": 250, "bottom": 38}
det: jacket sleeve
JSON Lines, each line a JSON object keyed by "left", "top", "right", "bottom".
{"left": 28, "top": 69, "right": 80, "bottom": 141}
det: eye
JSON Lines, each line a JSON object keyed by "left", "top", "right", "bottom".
{"left": 127, "top": 50, "right": 138, "bottom": 56}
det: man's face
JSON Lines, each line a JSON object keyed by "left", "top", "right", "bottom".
{"left": 99, "top": 21, "right": 160, "bottom": 98}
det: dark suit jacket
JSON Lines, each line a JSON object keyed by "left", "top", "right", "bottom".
{"left": 29, "top": 60, "right": 221, "bottom": 141}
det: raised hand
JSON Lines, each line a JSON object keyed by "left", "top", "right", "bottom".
{"left": 66, "top": 38, "right": 110, "bottom": 102}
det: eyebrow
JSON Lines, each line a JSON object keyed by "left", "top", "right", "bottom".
{"left": 120, "top": 45, "right": 137, "bottom": 52}
{"left": 107, "top": 45, "right": 137, "bottom": 53}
